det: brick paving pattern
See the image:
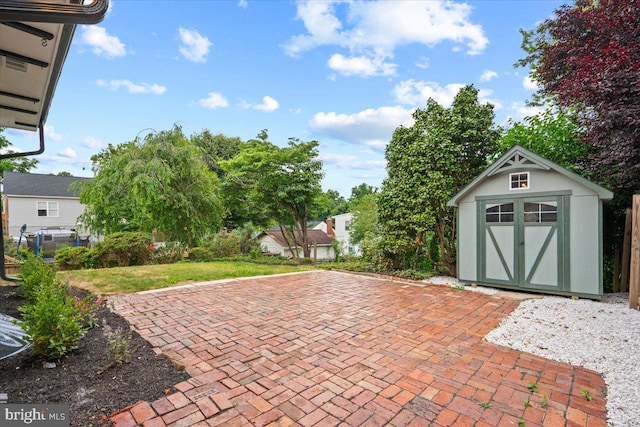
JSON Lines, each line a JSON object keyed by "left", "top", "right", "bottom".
{"left": 109, "top": 271, "right": 607, "bottom": 426}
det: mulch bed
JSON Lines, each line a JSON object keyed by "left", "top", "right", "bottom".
{"left": 0, "top": 285, "right": 189, "bottom": 426}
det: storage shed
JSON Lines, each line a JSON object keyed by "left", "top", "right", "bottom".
{"left": 448, "top": 145, "right": 613, "bottom": 299}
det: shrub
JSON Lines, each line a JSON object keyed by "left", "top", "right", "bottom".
{"left": 54, "top": 246, "right": 95, "bottom": 270}
{"left": 19, "top": 279, "right": 87, "bottom": 359}
{"left": 94, "top": 232, "right": 152, "bottom": 268}
{"left": 72, "top": 294, "right": 102, "bottom": 329}
{"left": 102, "top": 322, "right": 131, "bottom": 369}
{"left": 18, "top": 252, "right": 57, "bottom": 303}
{"left": 152, "top": 242, "right": 185, "bottom": 265}
{"left": 201, "top": 231, "right": 242, "bottom": 258}
{"left": 188, "top": 247, "right": 214, "bottom": 262}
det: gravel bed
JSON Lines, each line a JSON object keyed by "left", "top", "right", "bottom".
{"left": 424, "top": 276, "right": 498, "bottom": 295}
{"left": 485, "top": 293, "right": 640, "bottom": 427}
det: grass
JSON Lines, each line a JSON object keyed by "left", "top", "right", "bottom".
{"left": 57, "top": 261, "right": 312, "bottom": 295}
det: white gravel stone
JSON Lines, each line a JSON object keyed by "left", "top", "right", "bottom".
{"left": 485, "top": 293, "right": 640, "bottom": 427}
{"left": 424, "top": 276, "right": 498, "bottom": 295}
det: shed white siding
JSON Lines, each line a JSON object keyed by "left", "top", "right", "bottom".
{"left": 449, "top": 145, "right": 612, "bottom": 300}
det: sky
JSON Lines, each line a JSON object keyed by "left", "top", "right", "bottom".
{"left": 5, "top": 0, "right": 563, "bottom": 197}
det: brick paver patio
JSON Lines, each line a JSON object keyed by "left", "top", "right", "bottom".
{"left": 109, "top": 271, "right": 607, "bottom": 427}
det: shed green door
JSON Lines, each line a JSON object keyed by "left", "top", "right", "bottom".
{"left": 480, "top": 196, "right": 568, "bottom": 290}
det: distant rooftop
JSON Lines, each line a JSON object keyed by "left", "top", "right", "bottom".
{"left": 3, "top": 172, "right": 91, "bottom": 198}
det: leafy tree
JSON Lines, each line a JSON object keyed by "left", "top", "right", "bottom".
{"left": 378, "top": 85, "right": 499, "bottom": 275}
{"left": 190, "top": 129, "right": 243, "bottom": 178}
{"left": 56, "top": 171, "right": 72, "bottom": 176}
{"left": 519, "top": 0, "right": 639, "bottom": 198}
{"left": 221, "top": 136, "right": 324, "bottom": 258}
{"left": 349, "top": 193, "right": 378, "bottom": 247}
{"left": 313, "top": 189, "right": 349, "bottom": 221}
{"left": 348, "top": 183, "right": 377, "bottom": 207}
{"left": 498, "top": 109, "right": 589, "bottom": 173}
{"left": 77, "top": 126, "right": 223, "bottom": 246}
{"left": 0, "top": 128, "right": 39, "bottom": 174}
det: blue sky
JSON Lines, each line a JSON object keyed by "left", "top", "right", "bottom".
{"left": 5, "top": 0, "right": 562, "bottom": 197}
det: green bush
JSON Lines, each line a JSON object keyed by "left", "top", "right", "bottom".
{"left": 201, "top": 231, "right": 242, "bottom": 258}
{"left": 19, "top": 279, "right": 87, "bottom": 359}
{"left": 94, "top": 232, "right": 152, "bottom": 268}
{"left": 54, "top": 246, "right": 95, "bottom": 270}
{"left": 188, "top": 247, "right": 214, "bottom": 262}
{"left": 152, "top": 242, "right": 185, "bottom": 265}
{"left": 19, "top": 252, "right": 57, "bottom": 303}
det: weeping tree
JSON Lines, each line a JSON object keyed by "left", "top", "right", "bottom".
{"left": 77, "top": 126, "right": 223, "bottom": 246}
{"left": 377, "top": 85, "right": 499, "bottom": 275}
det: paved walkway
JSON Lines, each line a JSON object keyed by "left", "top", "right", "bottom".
{"left": 109, "top": 271, "right": 607, "bottom": 427}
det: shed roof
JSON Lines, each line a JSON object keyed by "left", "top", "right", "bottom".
{"left": 258, "top": 229, "right": 334, "bottom": 247}
{"left": 447, "top": 145, "right": 614, "bottom": 206}
{"left": 3, "top": 171, "right": 91, "bottom": 198}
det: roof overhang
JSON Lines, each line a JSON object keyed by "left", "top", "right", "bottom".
{"left": 0, "top": 0, "right": 108, "bottom": 133}
{"left": 0, "top": 0, "right": 107, "bottom": 281}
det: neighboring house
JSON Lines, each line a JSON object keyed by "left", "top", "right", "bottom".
{"left": 2, "top": 172, "right": 91, "bottom": 238}
{"left": 314, "top": 213, "right": 360, "bottom": 255}
{"left": 257, "top": 229, "right": 335, "bottom": 261}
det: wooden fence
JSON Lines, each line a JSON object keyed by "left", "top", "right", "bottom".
{"left": 614, "top": 195, "right": 639, "bottom": 309}
{"left": 630, "top": 195, "right": 639, "bottom": 309}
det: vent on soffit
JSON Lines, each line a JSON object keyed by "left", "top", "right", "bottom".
{"left": 4, "top": 56, "right": 28, "bottom": 72}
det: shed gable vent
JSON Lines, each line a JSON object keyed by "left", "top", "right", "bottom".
{"left": 4, "top": 57, "right": 28, "bottom": 72}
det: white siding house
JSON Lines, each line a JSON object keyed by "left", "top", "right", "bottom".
{"left": 314, "top": 213, "right": 360, "bottom": 255}
{"left": 3, "top": 172, "right": 91, "bottom": 238}
{"left": 257, "top": 229, "right": 335, "bottom": 261}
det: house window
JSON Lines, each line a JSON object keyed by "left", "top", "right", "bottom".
{"left": 510, "top": 172, "right": 530, "bottom": 190}
{"left": 37, "top": 201, "right": 58, "bottom": 217}
{"left": 486, "top": 203, "right": 514, "bottom": 223}
{"left": 344, "top": 220, "right": 350, "bottom": 231}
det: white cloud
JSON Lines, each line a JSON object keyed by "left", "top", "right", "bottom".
{"left": 285, "top": 1, "right": 488, "bottom": 77}
{"left": 393, "top": 80, "right": 465, "bottom": 107}
{"left": 199, "top": 92, "right": 229, "bottom": 109}
{"left": 392, "top": 80, "right": 501, "bottom": 109}
{"left": 250, "top": 96, "right": 280, "bottom": 112}
{"left": 178, "top": 28, "right": 212, "bottom": 63}
{"left": 523, "top": 75, "right": 539, "bottom": 90}
{"left": 58, "top": 147, "right": 77, "bottom": 159}
{"left": 415, "top": 57, "right": 430, "bottom": 70}
{"left": 508, "top": 101, "right": 544, "bottom": 122}
{"left": 480, "top": 69, "right": 498, "bottom": 82}
{"left": 310, "top": 105, "right": 413, "bottom": 150}
{"left": 80, "top": 26, "right": 126, "bottom": 58}
{"left": 44, "top": 124, "right": 62, "bottom": 143}
{"left": 319, "top": 152, "right": 386, "bottom": 170}
{"left": 96, "top": 79, "right": 166, "bottom": 95}
{"left": 80, "top": 136, "right": 104, "bottom": 149}
{"left": 238, "top": 0, "right": 248, "bottom": 8}
{"left": 327, "top": 54, "right": 396, "bottom": 77}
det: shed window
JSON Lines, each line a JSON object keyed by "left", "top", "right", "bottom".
{"left": 37, "top": 201, "right": 58, "bottom": 217}
{"left": 524, "top": 202, "right": 557, "bottom": 223}
{"left": 510, "top": 172, "right": 529, "bottom": 190}
{"left": 486, "top": 203, "right": 514, "bottom": 223}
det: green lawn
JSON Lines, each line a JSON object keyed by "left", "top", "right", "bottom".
{"left": 60, "top": 261, "right": 312, "bottom": 295}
